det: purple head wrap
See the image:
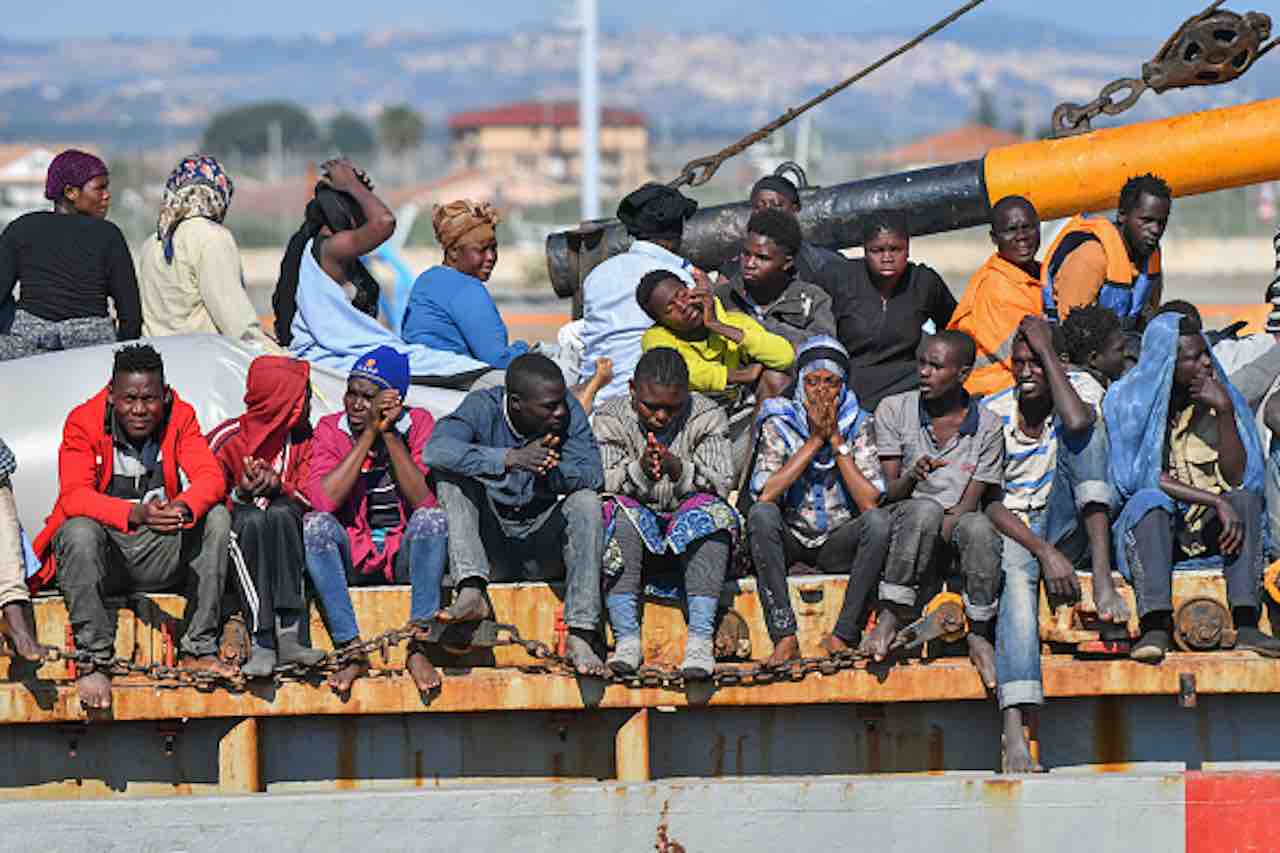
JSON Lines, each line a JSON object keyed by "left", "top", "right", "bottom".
{"left": 44, "top": 149, "right": 108, "bottom": 203}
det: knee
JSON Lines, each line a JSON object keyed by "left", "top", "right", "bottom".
{"left": 901, "top": 499, "right": 945, "bottom": 532}
{"left": 747, "top": 501, "right": 782, "bottom": 534}
{"left": 860, "top": 508, "right": 892, "bottom": 542}
{"left": 407, "top": 506, "right": 448, "bottom": 539}
{"left": 55, "top": 517, "right": 107, "bottom": 556}
{"left": 955, "top": 512, "right": 999, "bottom": 549}
{"left": 562, "top": 489, "right": 601, "bottom": 519}
{"left": 263, "top": 501, "right": 298, "bottom": 526}
{"left": 303, "top": 512, "right": 343, "bottom": 552}
{"left": 203, "top": 503, "right": 231, "bottom": 534}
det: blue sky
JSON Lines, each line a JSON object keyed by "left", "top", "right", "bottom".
{"left": 7, "top": 0, "right": 1194, "bottom": 40}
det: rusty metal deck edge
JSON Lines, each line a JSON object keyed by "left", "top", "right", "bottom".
{"left": 0, "top": 651, "right": 1273, "bottom": 725}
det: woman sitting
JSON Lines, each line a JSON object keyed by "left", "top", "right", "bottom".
{"left": 829, "top": 211, "right": 956, "bottom": 412}
{"left": 0, "top": 149, "right": 140, "bottom": 360}
{"left": 592, "top": 347, "right": 740, "bottom": 680}
{"left": 138, "top": 154, "right": 278, "bottom": 350}
{"left": 273, "top": 159, "right": 491, "bottom": 387}
{"left": 747, "top": 337, "right": 889, "bottom": 666}
{"left": 402, "top": 200, "right": 530, "bottom": 367}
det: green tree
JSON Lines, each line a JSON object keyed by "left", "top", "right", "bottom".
{"left": 972, "top": 89, "right": 999, "bottom": 129}
{"left": 329, "top": 112, "right": 377, "bottom": 155}
{"left": 201, "top": 101, "right": 320, "bottom": 158}
{"left": 378, "top": 105, "right": 426, "bottom": 156}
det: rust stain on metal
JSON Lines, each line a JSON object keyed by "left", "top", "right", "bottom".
{"left": 982, "top": 778, "right": 1023, "bottom": 803}
{"left": 655, "top": 800, "right": 686, "bottom": 853}
{"left": 928, "top": 725, "right": 944, "bottom": 772}
{"left": 1093, "top": 697, "right": 1130, "bottom": 767}
{"left": 335, "top": 718, "right": 358, "bottom": 789}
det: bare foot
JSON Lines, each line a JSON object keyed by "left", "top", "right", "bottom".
{"left": 406, "top": 646, "right": 442, "bottom": 692}
{"left": 1, "top": 602, "right": 46, "bottom": 662}
{"left": 820, "top": 634, "right": 852, "bottom": 656}
{"left": 764, "top": 634, "right": 800, "bottom": 667}
{"left": 327, "top": 657, "right": 370, "bottom": 693}
{"left": 565, "top": 630, "right": 606, "bottom": 678}
{"left": 1092, "top": 574, "right": 1131, "bottom": 624}
{"left": 179, "top": 654, "right": 239, "bottom": 679}
{"left": 76, "top": 669, "right": 112, "bottom": 710}
{"left": 859, "top": 608, "right": 900, "bottom": 662}
{"left": 435, "top": 586, "right": 492, "bottom": 624}
{"left": 572, "top": 357, "right": 613, "bottom": 412}
{"left": 1002, "top": 707, "right": 1043, "bottom": 773}
{"left": 967, "top": 634, "right": 997, "bottom": 689}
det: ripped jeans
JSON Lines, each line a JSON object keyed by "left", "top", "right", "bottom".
{"left": 303, "top": 508, "right": 448, "bottom": 644}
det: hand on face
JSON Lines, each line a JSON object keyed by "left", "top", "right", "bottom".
{"left": 374, "top": 390, "right": 404, "bottom": 433}
{"left": 1188, "top": 371, "right": 1232, "bottom": 413}
{"left": 1018, "top": 315, "right": 1055, "bottom": 357}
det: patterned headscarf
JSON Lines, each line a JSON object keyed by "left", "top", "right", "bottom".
{"left": 44, "top": 149, "right": 108, "bottom": 202}
{"left": 432, "top": 199, "right": 500, "bottom": 252}
{"left": 156, "top": 154, "right": 235, "bottom": 263}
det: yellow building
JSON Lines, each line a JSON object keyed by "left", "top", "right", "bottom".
{"left": 448, "top": 101, "right": 648, "bottom": 198}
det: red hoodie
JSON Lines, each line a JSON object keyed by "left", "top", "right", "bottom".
{"left": 31, "top": 386, "right": 227, "bottom": 592}
{"left": 206, "top": 356, "right": 313, "bottom": 508}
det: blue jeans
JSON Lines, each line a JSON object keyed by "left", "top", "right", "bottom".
{"left": 996, "top": 421, "right": 1116, "bottom": 710}
{"left": 302, "top": 508, "right": 448, "bottom": 644}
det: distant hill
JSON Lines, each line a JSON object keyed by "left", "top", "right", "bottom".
{"left": 0, "top": 14, "right": 1273, "bottom": 150}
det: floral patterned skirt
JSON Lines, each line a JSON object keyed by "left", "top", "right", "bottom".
{"left": 601, "top": 492, "right": 742, "bottom": 583}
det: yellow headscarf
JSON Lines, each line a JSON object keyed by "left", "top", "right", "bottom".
{"left": 432, "top": 199, "right": 501, "bottom": 252}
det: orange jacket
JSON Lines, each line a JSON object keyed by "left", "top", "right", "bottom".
{"left": 1042, "top": 214, "right": 1162, "bottom": 325}
{"left": 949, "top": 253, "right": 1043, "bottom": 398}
{"left": 30, "top": 386, "right": 227, "bottom": 592}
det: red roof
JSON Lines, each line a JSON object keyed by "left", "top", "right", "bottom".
{"left": 448, "top": 101, "right": 646, "bottom": 131}
{"left": 875, "top": 125, "right": 1024, "bottom": 167}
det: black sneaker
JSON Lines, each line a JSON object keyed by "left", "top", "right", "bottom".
{"left": 1237, "top": 626, "right": 1280, "bottom": 658}
{"left": 1130, "top": 629, "right": 1171, "bottom": 663}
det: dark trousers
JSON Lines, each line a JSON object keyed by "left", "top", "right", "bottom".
{"left": 747, "top": 501, "right": 890, "bottom": 643}
{"left": 54, "top": 506, "right": 231, "bottom": 662}
{"left": 229, "top": 499, "right": 306, "bottom": 635}
{"left": 1129, "top": 489, "right": 1264, "bottom": 617}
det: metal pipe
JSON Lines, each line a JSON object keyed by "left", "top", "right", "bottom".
{"left": 577, "top": 0, "right": 600, "bottom": 221}
{"left": 546, "top": 97, "right": 1280, "bottom": 300}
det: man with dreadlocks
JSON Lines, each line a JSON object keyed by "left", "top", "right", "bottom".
{"left": 32, "top": 344, "right": 234, "bottom": 710}
{"left": 592, "top": 347, "right": 740, "bottom": 680}
{"left": 137, "top": 154, "right": 279, "bottom": 351}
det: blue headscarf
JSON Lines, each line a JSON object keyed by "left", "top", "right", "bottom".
{"left": 1104, "top": 312, "right": 1265, "bottom": 578}
{"left": 751, "top": 337, "right": 869, "bottom": 520}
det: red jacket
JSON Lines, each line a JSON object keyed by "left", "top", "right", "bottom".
{"left": 31, "top": 386, "right": 227, "bottom": 591}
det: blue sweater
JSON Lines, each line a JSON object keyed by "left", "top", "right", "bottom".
{"left": 401, "top": 265, "right": 529, "bottom": 368}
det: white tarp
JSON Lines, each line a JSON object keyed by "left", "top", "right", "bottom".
{"left": 0, "top": 334, "right": 467, "bottom": 533}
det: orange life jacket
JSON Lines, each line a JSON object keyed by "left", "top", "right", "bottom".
{"left": 1041, "top": 215, "right": 1161, "bottom": 329}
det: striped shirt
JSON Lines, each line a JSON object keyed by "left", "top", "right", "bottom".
{"left": 982, "top": 370, "right": 1104, "bottom": 523}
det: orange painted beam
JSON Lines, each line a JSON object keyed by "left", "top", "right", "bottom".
{"left": 984, "top": 98, "right": 1280, "bottom": 220}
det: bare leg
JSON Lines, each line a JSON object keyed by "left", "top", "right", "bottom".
{"left": 1084, "top": 506, "right": 1129, "bottom": 623}
{"left": 859, "top": 606, "right": 901, "bottom": 662}
{"left": 764, "top": 633, "right": 800, "bottom": 667}
{"left": 327, "top": 647, "right": 370, "bottom": 693}
{"left": 968, "top": 621, "right": 997, "bottom": 689}
{"left": 75, "top": 668, "right": 112, "bottom": 710}
{"left": 1002, "top": 706, "right": 1043, "bottom": 773}
{"left": 571, "top": 357, "right": 613, "bottom": 412}
{"left": 1, "top": 601, "right": 45, "bottom": 662}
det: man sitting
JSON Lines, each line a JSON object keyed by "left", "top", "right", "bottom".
{"left": 578, "top": 184, "right": 699, "bottom": 404}
{"left": 593, "top": 348, "right": 739, "bottom": 679}
{"left": 0, "top": 439, "right": 42, "bottom": 661}
{"left": 982, "top": 316, "right": 1124, "bottom": 772}
{"left": 1106, "top": 313, "right": 1280, "bottom": 662}
{"left": 864, "top": 331, "right": 1005, "bottom": 686}
{"left": 32, "top": 344, "right": 234, "bottom": 709}
{"left": 302, "top": 346, "right": 448, "bottom": 694}
{"left": 949, "top": 195, "right": 1044, "bottom": 398}
{"left": 748, "top": 337, "right": 888, "bottom": 667}
{"left": 714, "top": 208, "right": 836, "bottom": 351}
{"left": 638, "top": 269, "right": 795, "bottom": 473}
{"left": 1060, "top": 304, "right": 1129, "bottom": 392}
{"left": 717, "top": 173, "right": 848, "bottom": 287}
{"left": 424, "top": 353, "right": 608, "bottom": 676}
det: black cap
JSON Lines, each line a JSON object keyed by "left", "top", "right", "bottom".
{"left": 617, "top": 184, "right": 698, "bottom": 240}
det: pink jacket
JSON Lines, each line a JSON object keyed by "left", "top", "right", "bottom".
{"left": 305, "top": 408, "right": 438, "bottom": 581}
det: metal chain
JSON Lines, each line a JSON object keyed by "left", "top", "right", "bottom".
{"left": 666, "top": 0, "right": 987, "bottom": 189}
{"left": 1051, "top": 1, "right": 1277, "bottom": 136}
{"left": 37, "top": 622, "right": 872, "bottom": 693}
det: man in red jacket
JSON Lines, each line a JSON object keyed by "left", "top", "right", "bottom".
{"left": 34, "top": 344, "right": 233, "bottom": 709}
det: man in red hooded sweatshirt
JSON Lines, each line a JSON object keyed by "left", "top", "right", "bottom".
{"left": 207, "top": 355, "right": 325, "bottom": 677}
{"left": 33, "top": 344, "right": 233, "bottom": 709}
